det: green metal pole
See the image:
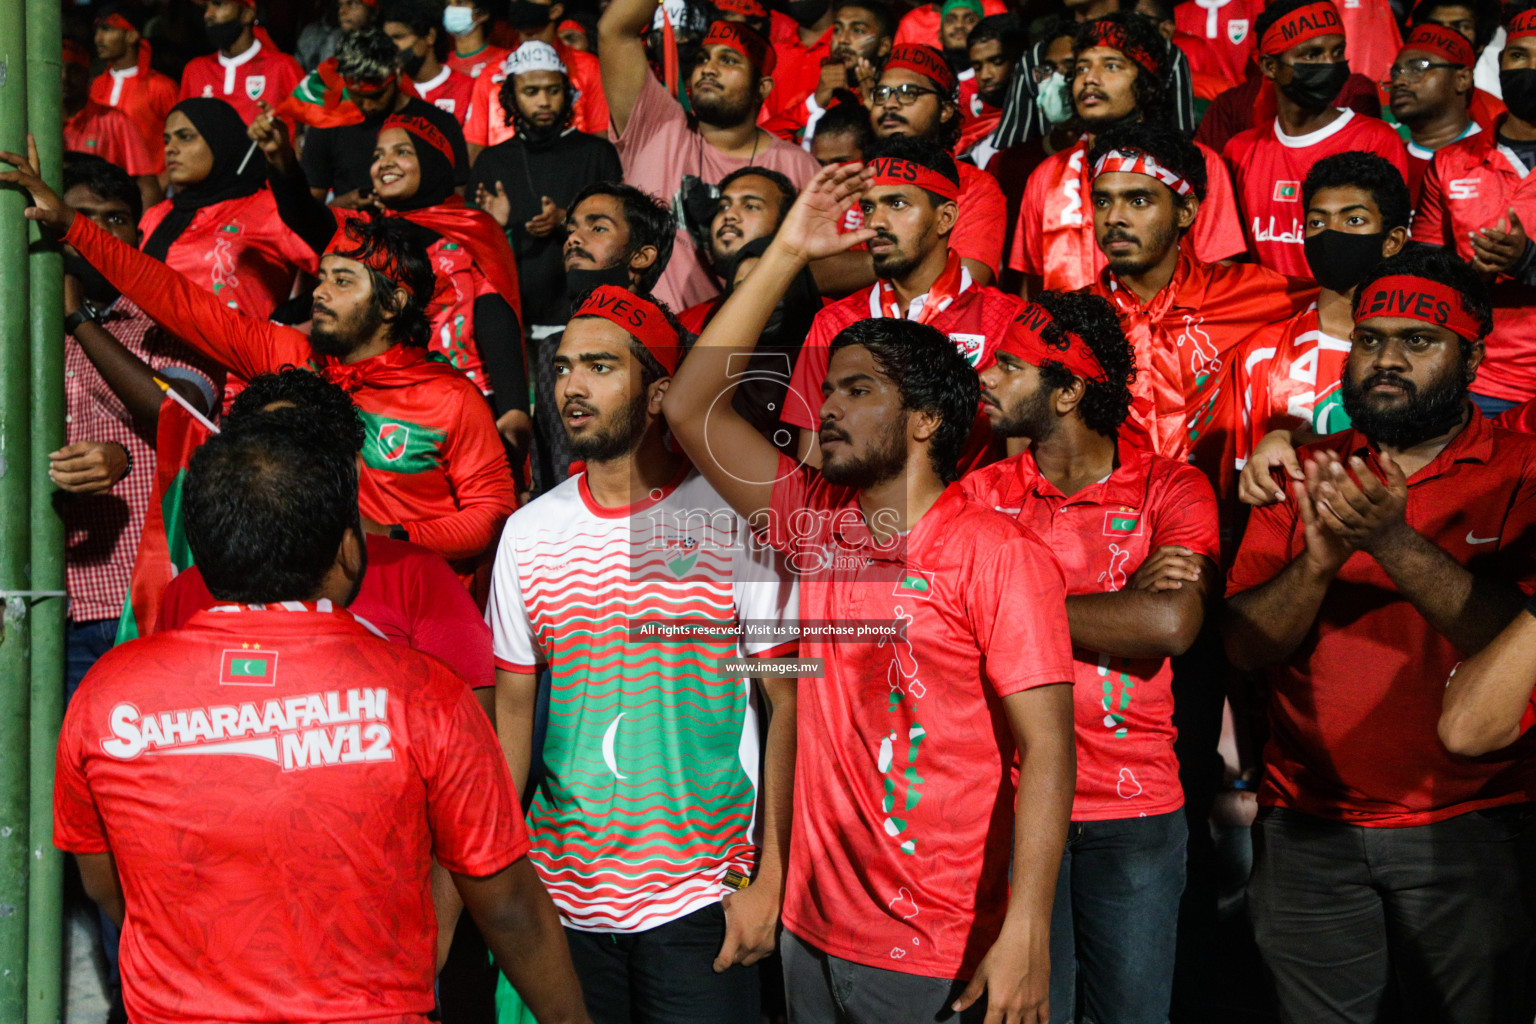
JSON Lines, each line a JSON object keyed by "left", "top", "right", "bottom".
{"left": 0, "top": 0, "right": 32, "bottom": 1017}
{"left": 27, "top": 0, "right": 65, "bottom": 1016}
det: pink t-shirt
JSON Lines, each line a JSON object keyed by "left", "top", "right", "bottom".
{"left": 610, "top": 72, "right": 821, "bottom": 312}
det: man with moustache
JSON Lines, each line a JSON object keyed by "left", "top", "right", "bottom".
{"left": 957, "top": 13, "right": 1025, "bottom": 166}
{"left": 678, "top": 167, "right": 798, "bottom": 332}
{"left": 804, "top": 0, "right": 895, "bottom": 138}
{"left": 1387, "top": 23, "right": 1481, "bottom": 201}
{"left": 1224, "top": 246, "right": 1536, "bottom": 1024}
{"left": 90, "top": 2, "right": 179, "bottom": 174}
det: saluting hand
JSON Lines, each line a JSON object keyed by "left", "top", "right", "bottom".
{"left": 0, "top": 135, "right": 74, "bottom": 232}
{"left": 772, "top": 162, "right": 875, "bottom": 266}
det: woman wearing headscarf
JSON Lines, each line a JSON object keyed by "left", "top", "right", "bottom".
{"left": 140, "top": 98, "right": 319, "bottom": 323}
{"left": 248, "top": 102, "right": 531, "bottom": 455}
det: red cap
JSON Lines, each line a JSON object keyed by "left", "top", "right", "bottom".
{"left": 865, "top": 155, "right": 960, "bottom": 202}
{"left": 702, "top": 20, "right": 776, "bottom": 75}
{"left": 1354, "top": 274, "right": 1487, "bottom": 342}
{"left": 1081, "top": 19, "right": 1162, "bottom": 77}
{"left": 883, "top": 44, "right": 956, "bottom": 94}
{"left": 1400, "top": 23, "right": 1474, "bottom": 67}
{"left": 381, "top": 113, "right": 455, "bottom": 166}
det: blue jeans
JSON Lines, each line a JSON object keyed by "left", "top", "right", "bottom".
{"left": 1049, "top": 809, "right": 1188, "bottom": 1024}
{"left": 66, "top": 617, "right": 118, "bottom": 701}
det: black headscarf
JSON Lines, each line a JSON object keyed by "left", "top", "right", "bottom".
{"left": 378, "top": 115, "right": 458, "bottom": 213}
{"left": 142, "top": 98, "right": 266, "bottom": 261}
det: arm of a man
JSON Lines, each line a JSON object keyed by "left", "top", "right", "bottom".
{"left": 597, "top": 0, "right": 657, "bottom": 136}
{"left": 399, "top": 386, "right": 517, "bottom": 559}
{"left": 495, "top": 669, "right": 539, "bottom": 796}
{"left": 486, "top": 537, "right": 545, "bottom": 795}
{"left": 77, "top": 853, "right": 126, "bottom": 928}
{"left": 67, "top": 315, "right": 211, "bottom": 432}
{"left": 1441, "top": 605, "right": 1536, "bottom": 757}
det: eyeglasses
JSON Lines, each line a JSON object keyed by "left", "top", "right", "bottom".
{"left": 870, "top": 83, "right": 941, "bottom": 106}
{"left": 1031, "top": 62, "right": 1075, "bottom": 83}
{"left": 1383, "top": 57, "right": 1463, "bottom": 83}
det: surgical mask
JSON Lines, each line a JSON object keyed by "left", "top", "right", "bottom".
{"left": 506, "top": 0, "right": 552, "bottom": 31}
{"left": 442, "top": 5, "right": 476, "bottom": 36}
{"left": 1303, "top": 229, "right": 1388, "bottom": 294}
{"left": 565, "top": 264, "right": 632, "bottom": 304}
{"left": 1279, "top": 60, "right": 1350, "bottom": 110}
{"left": 1035, "top": 71, "right": 1072, "bottom": 125}
{"left": 205, "top": 18, "right": 244, "bottom": 52}
{"left": 1501, "top": 68, "right": 1536, "bottom": 124}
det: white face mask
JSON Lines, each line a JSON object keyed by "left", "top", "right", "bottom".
{"left": 442, "top": 5, "right": 476, "bottom": 36}
{"left": 1035, "top": 70, "right": 1073, "bottom": 125}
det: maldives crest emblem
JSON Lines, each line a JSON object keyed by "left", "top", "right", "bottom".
{"left": 1227, "top": 19, "right": 1248, "bottom": 44}
{"left": 245, "top": 74, "right": 266, "bottom": 100}
{"left": 377, "top": 421, "right": 409, "bottom": 463}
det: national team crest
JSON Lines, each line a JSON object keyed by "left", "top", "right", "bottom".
{"left": 1227, "top": 19, "right": 1249, "bottom": 44}
{"left": 220, "top": 647, "right": 277, "bottom": 686}
{"left": 894, "top": 569, "right": 934, "bottom": 599}
{"left": 949, "top": 333, "right": 986, "bottom": 368}
{"left": 1103, "top": 510, "right": 1143, "bottom": 537}
{"left": 245, "top": 74, "right": 267, "bottom": 100}
{"left": 1273, "top": 181, "right": 1301, "bottom": 202}
{"left": 377, "top": 421, "right": 409, "bottom": 463}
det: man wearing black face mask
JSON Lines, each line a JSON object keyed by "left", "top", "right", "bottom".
{"left": 1235, "top": 152, "right": 1411, "bottom": 506}
{"left": 1412, "top": 2, "right": 1536, "bottom": 417}
{"left": 1222, "top": 0, "right": 1408, "bottom": 280}
{"left": 179, "top": 0, "right": 304, "bottom": 125}
{"left": 384, "top": 0, "right": 476, "bottom": 124}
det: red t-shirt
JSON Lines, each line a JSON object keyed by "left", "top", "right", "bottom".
{"left": 1232, "top": 306, "right": 1353, "bottom": 469}
{"left": 956, "top": 73, "right": 1001, "bottom": 157}
{"left": 1224, "top": 109, "right": 1409, "bottom": 279}
{"left": 953, "top": 162, "right": 1006, "bottom": 278}
{"left": 53, "top": 603, "right": 527, "bottom": 1024}
{"left": 138, "top": 189, "right": 320, "bottom": 322}
{"left": 961, "top": 445, "right": 1218, "bottom": 820}
{"left": 446, "top": 43, "right": 511, "bottom": 81}
{"left": 411, "top": 65, "right": 477, "bottom": 125}
{"left": 1174, "top": 0, "right": 1263, "bottom": 87}
{"left": 90, "top": 62, "right": 179, "bottom": 173}
{"left": 762, "top": 464, "right": 1073, "bottom": 978}
{"left": 179, "top": 39, "right": 304, "bottom": 125}
{"left": 463, "top": 41, "right": 608, "bottom": 148}
{"left": 1413, "top": 119, "right": 1536, "bottom": 402}
{"left": 758, "top": 22, "right": 831, "bottom": 140}
{"left": 1226, "top": 412, "right": 1536, "bottom": 826}
{"left": 157, "top": 536, "right": 495, "bottom": 688}
{"left": 64, "top": 101, "right": 156, "bottom": 177}
{"left": 1010, "top": 135, "right": 1246, "bottom": 291}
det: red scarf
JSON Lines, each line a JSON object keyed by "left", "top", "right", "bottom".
{"left": 396, "top": 194, "right": 523, "bottom": 321}
{"left": 319, "top": 342, "right": 448, "bottom": 394}
{"left": 875, "top": 249, "right": 967, "bottom": 324}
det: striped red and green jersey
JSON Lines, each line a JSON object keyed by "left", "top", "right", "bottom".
{"left": 487, "top": 465, "right": 796, "bottom": 932}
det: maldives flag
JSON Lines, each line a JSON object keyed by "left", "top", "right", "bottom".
{"left": 276, "top": 59, "right": 366, "bottom": 129}
{"left": 115, "top": 392, "right": 218, "bottom": 644}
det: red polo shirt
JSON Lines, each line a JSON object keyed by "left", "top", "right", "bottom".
{"left": 764, "top": 457, "right": 1074, "bottom": 979}
{"left": 1227, "top": 410, "right": 1536, "bottom": 826}
{"left": 962, "top": 444, "right": 1219, "bottom": 820}
{"left": 91, "top": 59, "right": 180, "bottom": 173}
{"left": 179, "top": 38, "right": 304, "bottom": 125}
{"left": 1413, "top": 117, "right": 1536, "bottom": 402}
{"left": 411, "top": 65, "right": 477, "bottom": 124}
{"left": 64, "top": 101, "right": 156, "bottom": 177}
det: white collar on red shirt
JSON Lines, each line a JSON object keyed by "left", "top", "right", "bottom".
{"left": 867, "top": 266, "right": 974, "bottom": 320}
{"left": 218, "top": 37, "right": 262, "bottom": 95}
{"left": 208, "top": 599, "right": 390, "bottom": 640}
{"left": 107, "top": 64, "right": 137, "bottom": 105}
{"left": 415, "top": 64, "right": 452, "bottom": 95}
{"left": 1272, "top": 107, "right": 1354, "bottom": 149}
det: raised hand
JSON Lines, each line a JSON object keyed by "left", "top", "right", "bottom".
{"left": 525, "top": 195, "right": 564, "bottom": 238}
{"left": 0, "top": 135, "right": 74, "bottom": 232}
{"left": 1470, "top": 207, "right": 1530, "bottom": 278}
{"left": 474, "top": 181, "right": 512, "bottom": 228}
{"left": 772, "top": 162, "right": 875, "bottom": 265}
{"left": 248, "top": 101, "right": 297, "bottom": 174}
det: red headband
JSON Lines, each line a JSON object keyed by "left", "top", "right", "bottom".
{"left": 573, "top": 286, "right": 681, "bottom": 375}
{"left": 1081, "top": 20, "right": 1161, "bottom": 77}
{"left": 702, "top": 21, "right": 776, "bottom": 75}
{"left": 324, "top": 217, "right": 416, "bottom": 294}
{"left": 381, "top": 113, "right": 455, "bottom": 167}
{"left": 63, "top": 39, "right": 91, "bottom": 69}
{"left": 97, "top": 13, "right": 137, "bottom": 33}
{"left": 998, "top": 303, "right": 1107, "bottom": 382}
{"left": 715, "top": 0, "right": 769, "bottom": 18}
{"left": 1092, "top": 148, "right": 1194, "bottom": 197}
{"left": 1259, "top": 1, "right": 1343, "bottom": 56}
{"left": 884, "top": 44, "right": 956, "bottom": 94}
{"left": 1354, "top": 275, "right": 1485, "bottom": 342}
{"left": 865, "top": 156, "right": 960, "bottom": 201}
{"left": 558, "top": 18, "right": 587, "bottom": 35}
{"left": 1510, "top": 9, "right": 1536, "bottom": 42}
{"left": 1400, "top": 23, "right": 1474, "bottom": 67}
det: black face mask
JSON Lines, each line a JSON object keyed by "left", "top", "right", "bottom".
{"left": 1303, "top": 229, "right": 1388, "bottom": 294}
{"left": 205, "top": 18, "right": 244, "bottom": 52}
{"left": 565, "top": 264, "right": 632, "bottom": 304}
{"left": 1280, "top": 59, "right": 1350, "bottom": 110}
{"left": 398, "top": 48, "right": 427, "bottom": 79}
{"left": 506, "top": 0, "right": 552, "bottom": 31}
{"left": 1501, "top": 68, "right": 1536, "bottom": 124}
{"left": 787, "top": 0, "right": 830, "bottom": 28}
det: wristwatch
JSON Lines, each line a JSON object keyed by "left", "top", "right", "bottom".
{"left": 388, "top": 524, "right": 410, "bottom": 542}
{"left": 64, "top": 307, "right": 97, "bottom": 335}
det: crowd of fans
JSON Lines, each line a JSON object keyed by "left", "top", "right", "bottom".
{"left": 13, "top": 0, "right": 1536, "bottom": 1021}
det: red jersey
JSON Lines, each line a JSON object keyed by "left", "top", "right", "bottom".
{"left": 158, "top": 536, "right": 495, "bottom": 689}
{"left": 952, "top": 162, "right": 1006, "bottom": 278}
{"left": 1227, "top": 411, "right": 1536, "bottom": 826}
{"left": 1174, "top": 0, "right": 1262, "bottom": 86}
{"left": 179, "top": 38, "right": 304, "bottom": 125}
{"left": 1413, "top": 119, "right": 1536, "bottom": 402}
{"left": 758, "top": 23, "right": 831, "bottom": 140}
{"left": 424, "top": 235, "right": 499, "bottom": 394}
{"left": 1090, "top": 250, "right": 1313, "bottom": 498}
{"left": 138, "top": 189, "right": 320, "bottom": 321}
{"left": 64, "top": 101, "right": 156, "bottom": 177}
{"left": 956, "top": 73, "right": 1001, "bottom": 158}
{"left": 961, "top": 445, "right": 1218, "bottom": 820}
{"left": 90, "top": 61, "right": 179, "bottom": 173}
{"left": 1010, "top": 135, "right": 1246, "bottom": 292}
{"left": 63, "top": 214, "right": 517, "bottom": 570}
{"left": 1403, "top": 123, "right": 1483, "bottom": 204}
{"left": 463, "top": 42, "right": 607, "bottom": 147}
{"left": 1233, "top": 306, "right": 1353, "bottom": 469}
{"left": 1339, "top": 0, "right": 1402, "bottom": 86}
{"left": 446, "top": 43, "right": 511, "bottom": 80}
{"left": 762, "top": 464, "right": 1073, "bottom": 978}
{"left": 1224, "top": 109, "right": 1409, "bottom": 279}
{"left": 410, "top": 65, "right": 477, "bottom": 124}
{"left": 54, "top": 602, "right": 527, "bottom": 1024}
{"left": 892, "top": 0, "right": 1007, "bottom": 47}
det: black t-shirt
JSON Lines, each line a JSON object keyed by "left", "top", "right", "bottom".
{"left": 466, "top": 127, "right": 622, "bottom": 328}
{"left": 300, "top": 96, "right": 470, "bottom": 199}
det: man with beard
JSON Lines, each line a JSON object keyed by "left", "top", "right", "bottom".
{"left": 782, "top": 136, "right": 1023, "bottom": 469}
{"left": 383, "top": 0, "right": 476, "bottom": 124}
{"left": 179, "top": 0, "right": 304, "bottom": 125}
{"left": 1085, "top": 122, "right": 1311, "bottom": 521}
{"left": 1410, "top": 0, "right": 1507, "bottom": 129}
{"left": 956, "top": 13, "right": 1024, "bottom": 167}
{"left": 462, "top": 0, "right": 608, "bottom": 158}
{"left": 1412, "top": 3, "right": 1536, "bottom": 415}
{"left": 1387, "top": 23, "right": 1480, "bottom": 202}
{"left": 662, "top": 162, "right": 1075, "bottom": 1024}
{"left": 1223, "top": 246, "right": 1536, "bottom": 1024}
{"left": 805, "top": 0, "right": 894, "bottom": 137}
{"left": 964, "top": 290, "right": 1217, "bottom": 1024}
{"left": 1011, "top": 11, "right": 1245, "bottom": 298}
{"left": 4, "top": 139, "right": 516, "bottom": 587}
{"left": 1221, "top": 0, "right": 1408, "bottom": 279}
{"left": 679, "top": 166, "right": 797, "bottom": 331}
{"left": 486, "top": 285, "right": 798, "bottom": 1024}
{"left": 600, "top": 0, "right": 821, "bottom": 311}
